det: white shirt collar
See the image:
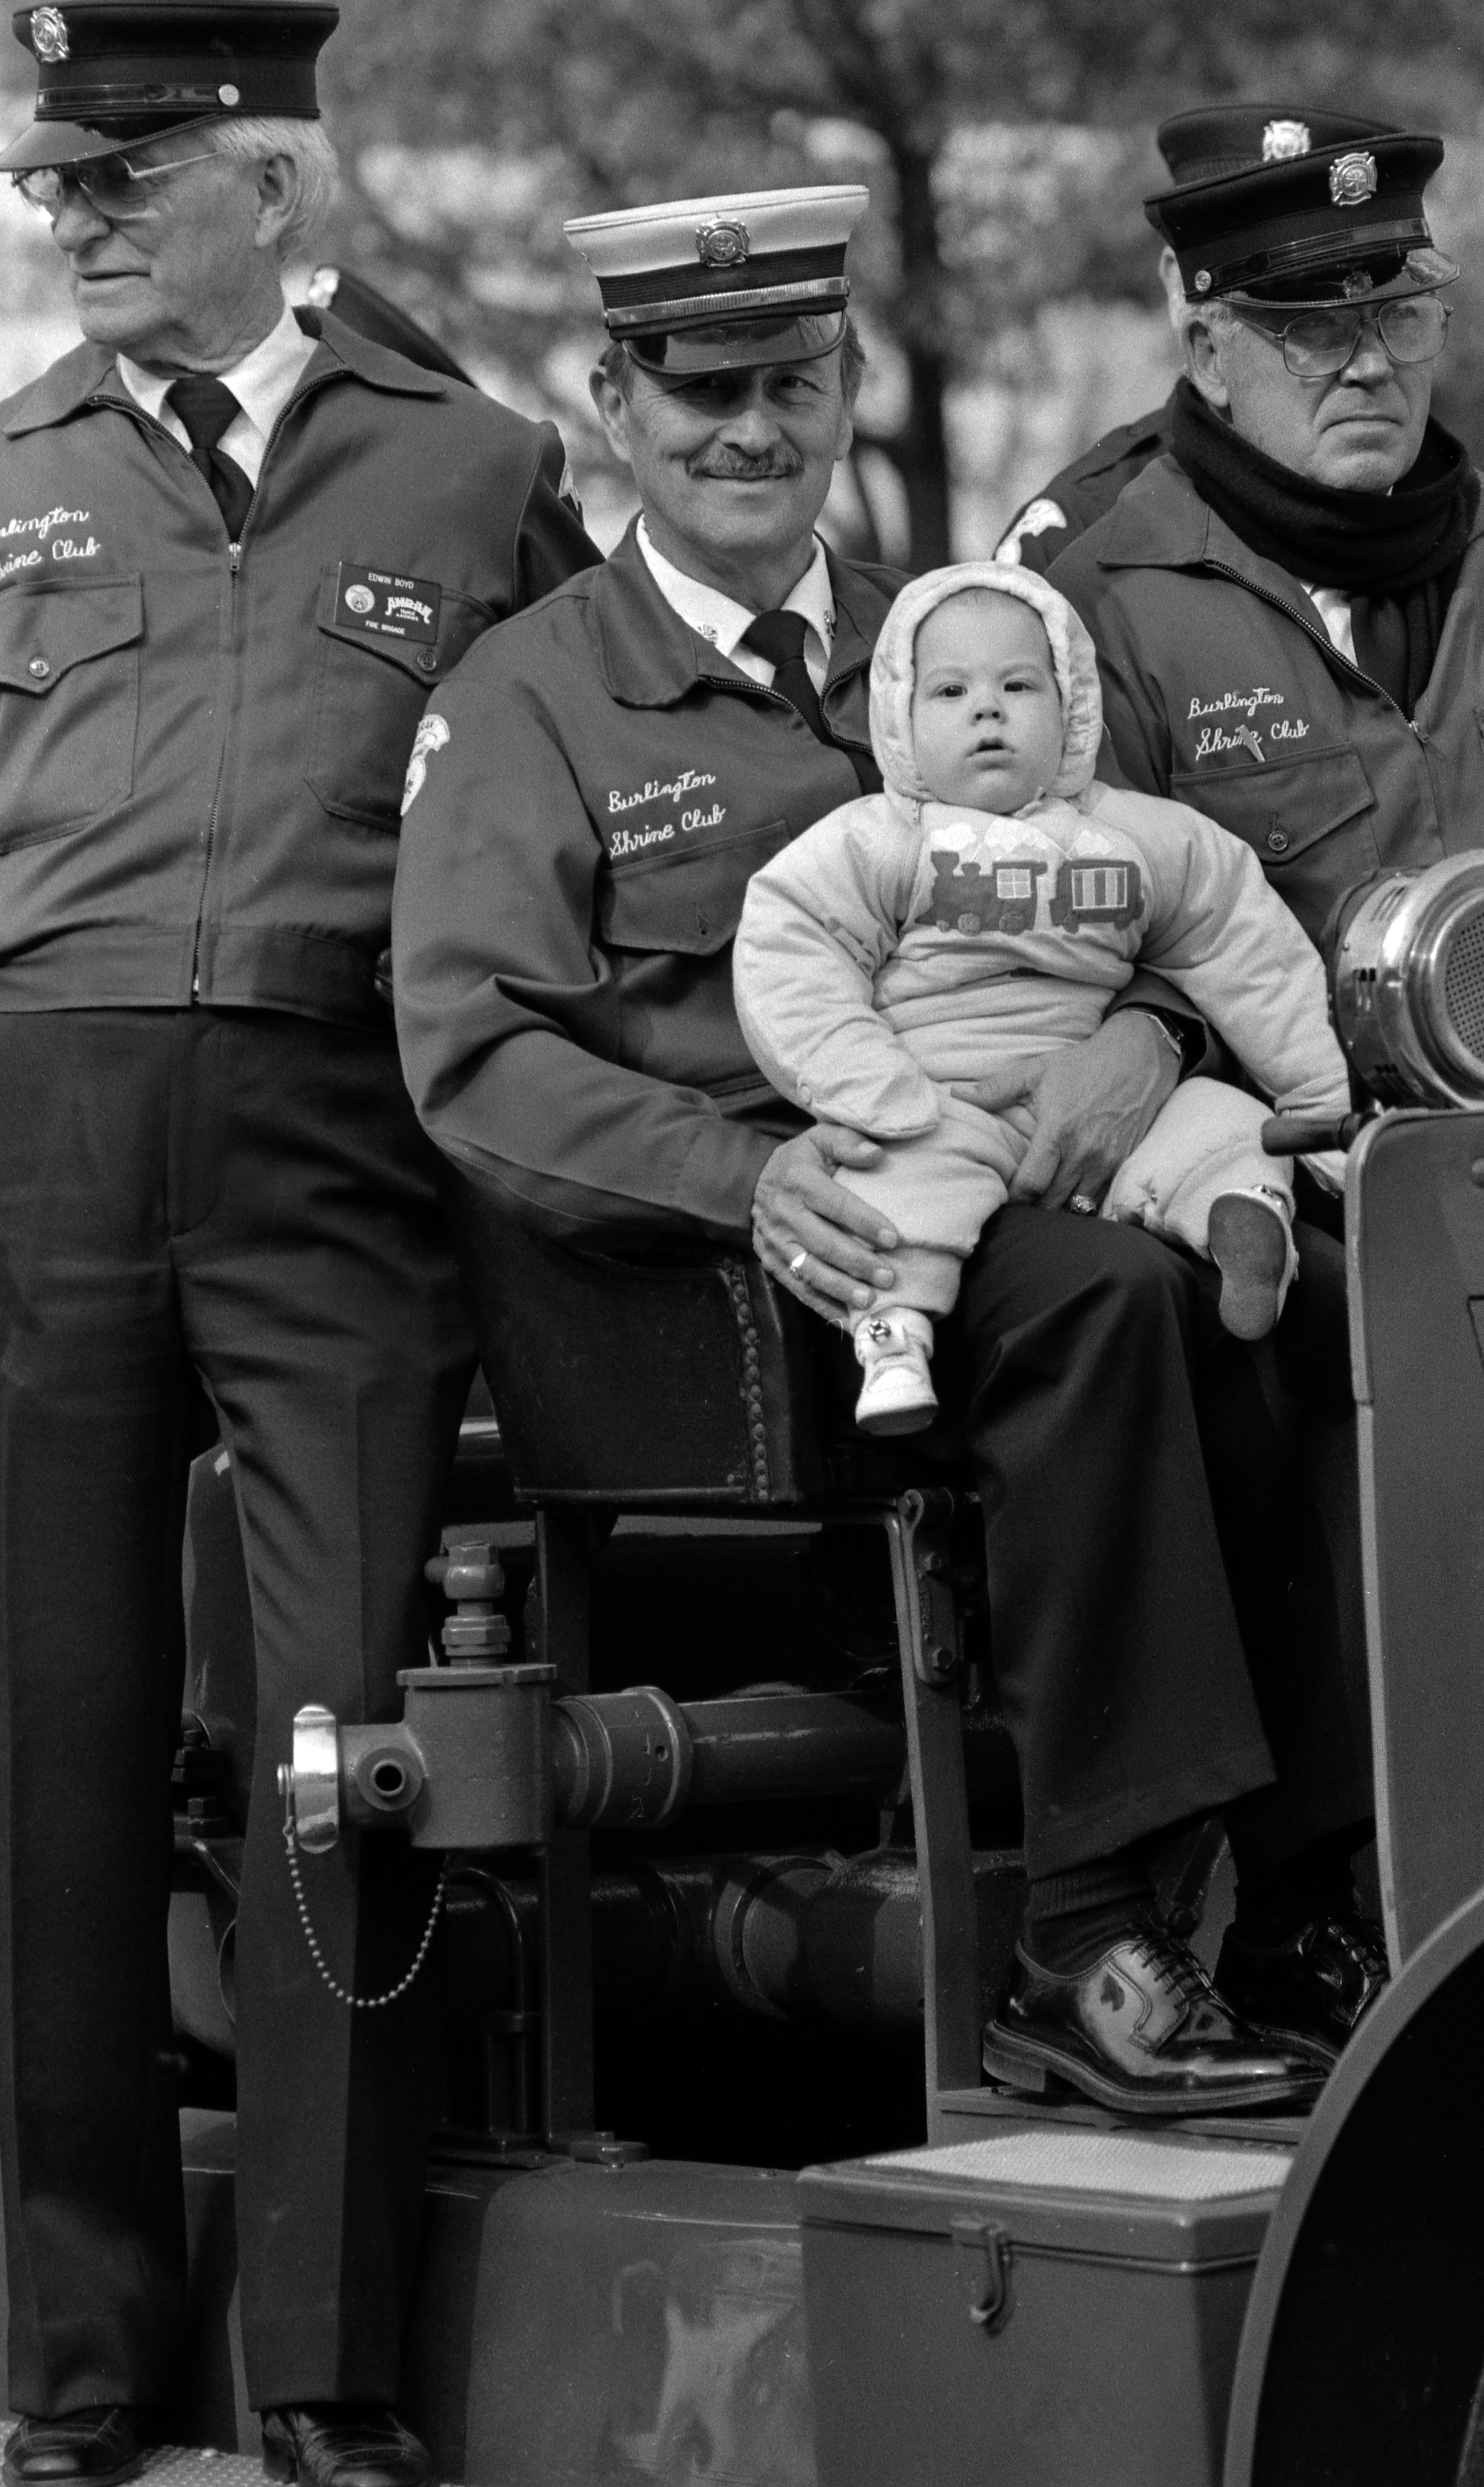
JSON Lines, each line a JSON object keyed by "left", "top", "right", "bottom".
{"left": 1299, "top": 580, "right": 1357, "bottom": 666}
{"left": 636, "top": 517, "right": 836, "bottom": 692}
{"left": 116, "top": 298, "right": 317, "bottom": 485}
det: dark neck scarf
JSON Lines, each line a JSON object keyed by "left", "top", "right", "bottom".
{"left": 1170, "top": 376, "right": 1480, "bottom": 715}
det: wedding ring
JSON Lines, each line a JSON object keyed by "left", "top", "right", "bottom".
{"left": 788, "top": 1248, "right": 810, "bottom": 1276}
{"left": 1068, "top": 1193, "right": 1098, "bottom": 1216}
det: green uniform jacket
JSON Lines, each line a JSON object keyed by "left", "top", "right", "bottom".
{"left": 393, "top": 524, "right": 906, "bottom": 1248}
{"left": 0, "top": 308, "right": 595, "bottom": 1025}
{"left": 1048, "top": 452, "right": 1484, "bottom": 945}
{"left": 997, "top": 394, "right": 1176, "bottom": 577}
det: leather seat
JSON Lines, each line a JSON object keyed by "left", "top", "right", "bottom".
{"left": 442, "top": 1166, "right": 999, "bottom": 2145}
{"left": 445, "top": 1171, "right": 930, "bottom": 1509}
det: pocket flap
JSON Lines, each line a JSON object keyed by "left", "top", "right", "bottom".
{"left": 0, "top": 575, "right": 142, "bottom": 695}
{"left": 1169, "top": 745, "right": 1374, "bottom": 864}
{"left": 599, "top": 817, "right": 791, "bottom": 955}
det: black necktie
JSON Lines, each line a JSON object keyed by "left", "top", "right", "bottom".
{"left": 167, "top": 374, "right": 255, "bottom": 542}
{"left": 742, "top": 608, "right": 828, "bottom": 741}
{"left": 740, "top": 606, "right": 882, "bottom": 794}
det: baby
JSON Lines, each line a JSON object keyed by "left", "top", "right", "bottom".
{"left": 733, "top": 563, "right": 1349, "bottom": 1435}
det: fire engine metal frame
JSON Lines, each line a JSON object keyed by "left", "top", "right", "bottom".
{"left": 1346, "top": 1105, "right": 1484, "bottom": 1969}
{"left": 524, "top": 1483, "right": 987, "bottom": 2150}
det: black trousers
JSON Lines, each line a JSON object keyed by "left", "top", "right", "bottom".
{"left": 944, "top": 1206, "right": 1371, "bottom": 1880}
{"left": 0, "top": 1011, "right": 475, "bottom": 2417}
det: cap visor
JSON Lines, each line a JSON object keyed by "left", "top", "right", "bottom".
{"left": 625, "top": 310, "right": 846, "bottom": 376}
{"left": 0, "top": 114, "right": 210, "bottom": 172}
{"left": 1227, "top": 244, "right": 1459, "bottom": 310}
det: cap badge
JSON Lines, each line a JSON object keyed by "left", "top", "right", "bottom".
{"left": 1330, "top": 151, "right": 1379, "bottom": 208}
{"left": 696, "top": 218, "right": 751, "bottom": 269}
{"left": 1342, "top": 268, "right": 1375, "bottom": 298}
{"left": 29, "top": 7, "right": 69, "bottom": 61}
{"left": 1262, "top": 119, "right": 1311, "bottom": 162}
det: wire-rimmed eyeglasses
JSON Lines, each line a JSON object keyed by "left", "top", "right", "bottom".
{"left": 11, "top": 148, "right": 219, "bottom": 225}
{"left": 1232, "top": 293, "right": 1451, "bottom": 379}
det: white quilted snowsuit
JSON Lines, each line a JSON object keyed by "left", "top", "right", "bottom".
{"left": 733, "top": 562, "right": 1348, "bottom": 1318}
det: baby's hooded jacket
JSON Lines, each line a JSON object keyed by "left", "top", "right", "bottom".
{"left": 732, "top": 561, "right": 1348, "bottom": 1139}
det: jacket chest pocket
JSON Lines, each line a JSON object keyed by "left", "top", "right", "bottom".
{"left": 305, "top": 567, "right": 496, "bottom": 832}
{"left": 0, "top": 575, "right": 142, "bottom": 854}
{"left": 598, "top": 816, "right": 792, "bottom": 954}
{"left": 1169, "top": 744, "right": 1378, "bottom": 944}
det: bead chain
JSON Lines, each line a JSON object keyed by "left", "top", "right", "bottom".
{"left": 281, "top": 1797, "right": 448, "bottom": 2010}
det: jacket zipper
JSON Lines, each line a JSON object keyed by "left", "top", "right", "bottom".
{"left": 97, "top": 371, "right": 348, "bottom": 1000}
{"left": 188, "top": 368, "right": 347, "bottom": 998}
{"left": 193, "top": 533, "right": 243, "bottom": 994}
{"left": 698, "top": 668, "right": 875, "bottom": 760}
{"left": 1200, "top": 558, "right": 1424, "bottom": 740}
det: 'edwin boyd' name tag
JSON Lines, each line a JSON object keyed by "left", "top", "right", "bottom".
{"left": 334, "top": 562, "right": 442, "bottom": 645}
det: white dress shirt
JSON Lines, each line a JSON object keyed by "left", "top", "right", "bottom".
{"left": 116, "top": 296, "right": 318, "bottom": 488}
{"left": 1300, "top": 581, "right": 1358, "bottom": 666}
{"left": 636, "top": 517, "right": 836, "bottom": 695}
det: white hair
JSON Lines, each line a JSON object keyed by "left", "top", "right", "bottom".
{"left": 206, "top": 114, "right": 339, "bottom": 258}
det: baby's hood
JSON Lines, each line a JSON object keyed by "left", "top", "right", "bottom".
{"left": 868, "top": 560, "right": 1104, "bottom": 805}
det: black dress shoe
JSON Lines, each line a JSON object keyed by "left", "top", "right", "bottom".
{"left": 983, "top": 1926, "right": 1327, "bottom": 2116}
{"left": 261, "top": 2406, "right": 434, "bottom": 2487}
{"left": 3, "top": 2409, "right": 142, "bottom": 2487}
{"left": 1217, "top": 1909, "right": 1389, "bottom": 2068}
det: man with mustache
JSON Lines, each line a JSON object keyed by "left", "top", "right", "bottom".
{"left": 394, "top": 186, "right": 1353, "bottom": 2118}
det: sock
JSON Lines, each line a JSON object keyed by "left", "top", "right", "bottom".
{"left": 1021, "top": 1848, "right": 1156, "bottom": 1976}
{"left": 1231, "top": 1830, "right": 1359, "bottom": 1949}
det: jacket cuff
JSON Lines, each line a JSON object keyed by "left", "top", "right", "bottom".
{"left": 677, "top": 1115, "right": 783, "bottom": 1243}
{"left": 1108, "top": 970, "right": 1228, "bottom": 1083}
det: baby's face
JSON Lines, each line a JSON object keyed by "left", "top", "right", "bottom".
{"left": 910, "top": 591, "right": 1064, "bottom": 814}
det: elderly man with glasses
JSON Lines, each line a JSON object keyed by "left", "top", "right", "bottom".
{"left": 0, "top": 7, "right": 594, "bottom": 2487}
{"left": 993, "top": 104, "right": 1397, "bottom": 575}
{"left": 1044, "top": 119, "right": 1475, "bottom": 2061}
{"left": 1050, "top": 117, "right": 1469, "bottom": 965}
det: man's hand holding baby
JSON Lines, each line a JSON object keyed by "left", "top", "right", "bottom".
{"left": 952, "top": 1011, "right": 1180, "bottom": 1211}
{"left": 753, "top": 1127, "right": 900, "bottom": 1323}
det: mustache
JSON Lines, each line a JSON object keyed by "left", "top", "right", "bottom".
{"left": 687, "top": 446, "right": 804, "bottom": 482}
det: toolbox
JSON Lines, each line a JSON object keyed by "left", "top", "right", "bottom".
{"left": 798, "top": 2122, "right": 1291, "bottom": 2487}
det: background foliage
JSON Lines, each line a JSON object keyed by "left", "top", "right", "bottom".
{"left": 5, "top": 0, "right": 1484, "bottom": 562}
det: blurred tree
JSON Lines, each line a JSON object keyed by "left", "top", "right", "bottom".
{"left": 314, "top": 0, "right": 1484, "bottom": 563}
{"left": 6, "top": 1, "right": 1479, "bottom": 558}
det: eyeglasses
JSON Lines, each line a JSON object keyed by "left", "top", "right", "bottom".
{"left": 1234, "top": 293, "right": 1451, "bottom": 379}
{"left": 11, "top": 148, "right": 219, "bottom": 225}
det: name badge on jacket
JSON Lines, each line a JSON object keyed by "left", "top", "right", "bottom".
{"left": 334, "top": 561, "right": 442, "bottom": 645}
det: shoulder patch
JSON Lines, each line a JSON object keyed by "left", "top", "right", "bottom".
{"left": 401, "top": 713, "right": 450, "bottom": 816}
{"left": 994, "top": 497, "right": 1068, "bottom": 567}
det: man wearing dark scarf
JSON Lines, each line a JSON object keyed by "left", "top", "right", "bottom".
{"left": 1049, "top": 116, "right": 1482, "bottom": 2071}
{"left": 1169, "top": 368, "right": 1477, "bottom": 719}
{"left": 994, "top": 103, "right": 1393, "bottom": 577}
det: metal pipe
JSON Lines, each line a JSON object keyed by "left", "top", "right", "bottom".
{"left": 684, "top": 1692, "right": 907, "bottom": 1809}
{"left": 174, "top": 1842, "right": 1026, "bottom": 2062}
{"left": 551, "top": 1687, "right": 907, "bottom": 1831}
{"left": 473, "top": 1848, "right": 1024, "bottom": 2035}
{"left": 284, "top": 1681, "right": 1016, "bottom": 1851}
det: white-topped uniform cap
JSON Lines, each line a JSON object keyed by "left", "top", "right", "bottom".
{"left": 565, "top": 182, "right": 870, "bottom": 376}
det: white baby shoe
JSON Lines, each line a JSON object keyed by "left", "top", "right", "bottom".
{"left": 1207, "top": 1188, "right": 1299, "bottom": 1341}
{"left": 853, "top": 1307, "right": 938, "bottom": 1435}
